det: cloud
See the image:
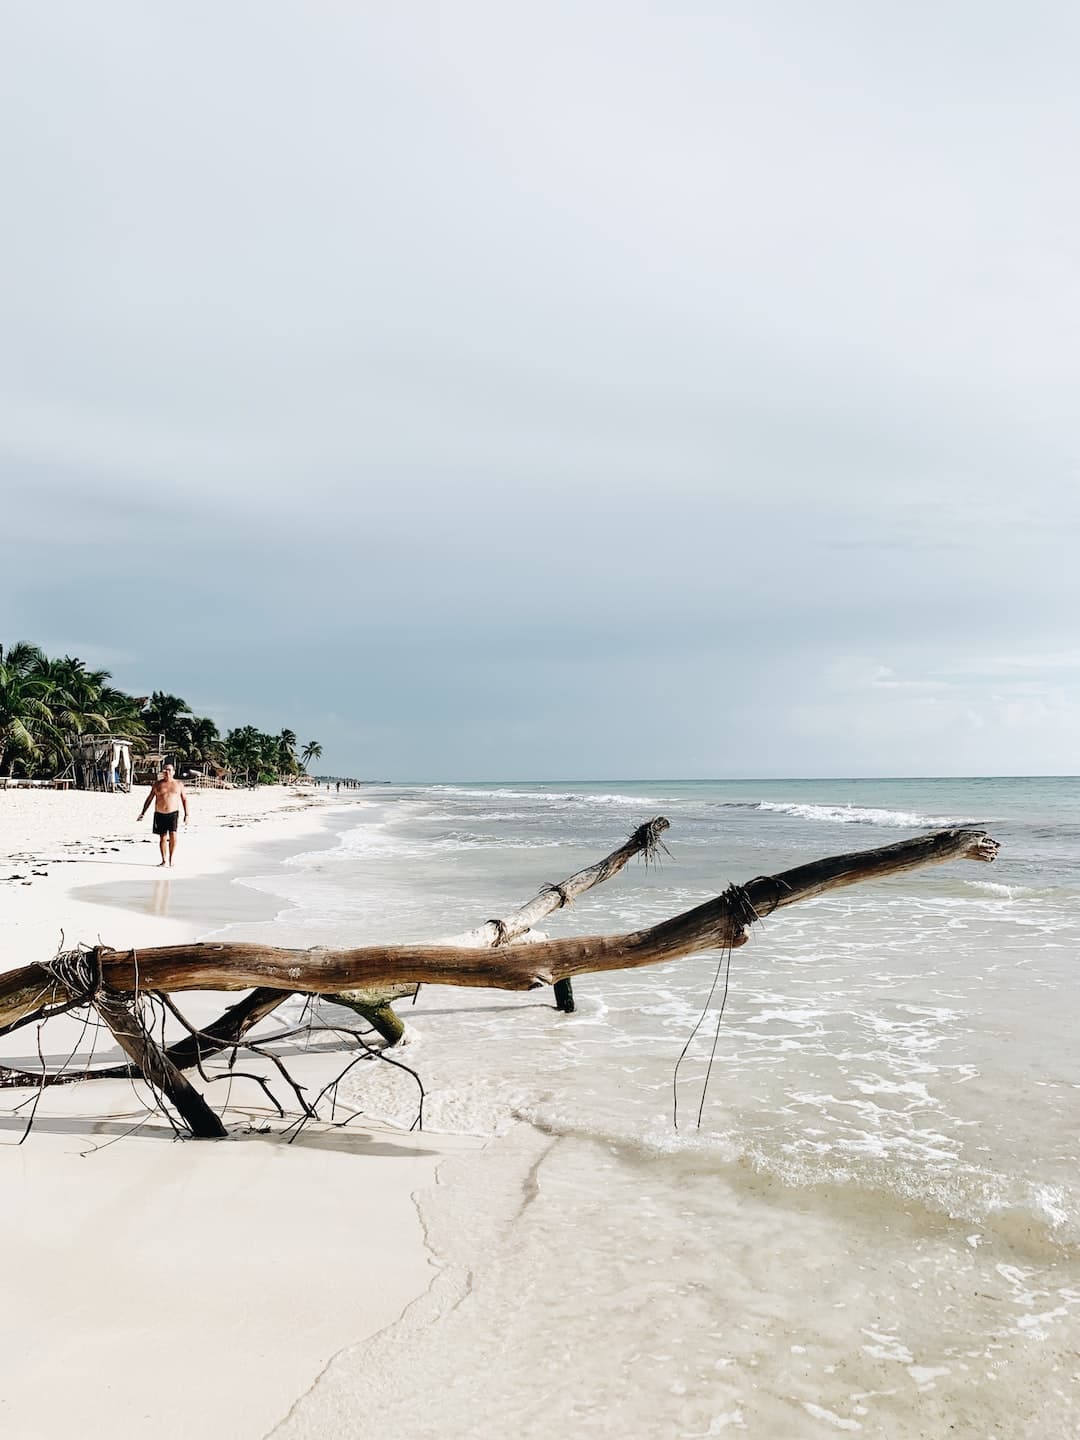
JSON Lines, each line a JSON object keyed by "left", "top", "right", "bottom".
{"left": 2, "top": 2, "right": 1078, "bottom": 776}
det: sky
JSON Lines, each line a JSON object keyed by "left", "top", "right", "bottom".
{"left": 2, "top": 2, "right": 1078, "bottom": 780}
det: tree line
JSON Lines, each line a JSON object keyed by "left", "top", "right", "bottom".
{"left": 0, "top": 641, "right": 323, "bottom": 784}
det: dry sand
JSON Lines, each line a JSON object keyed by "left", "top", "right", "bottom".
{"left": 0, "top": 786, "right": 480, "bottom": 1439}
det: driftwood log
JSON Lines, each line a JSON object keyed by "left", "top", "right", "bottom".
{"left": 0, "top": 818, "right": 673, "bottom": 1088}
{"left": 0, "top": 825, "right": 999, "bottom": 1138}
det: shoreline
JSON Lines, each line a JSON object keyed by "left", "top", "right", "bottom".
{"left": 1, "top": 785, "right": 340, "bottom": 960}
{"left": 0, "top": 785, "right": 482, "bottom": 1440}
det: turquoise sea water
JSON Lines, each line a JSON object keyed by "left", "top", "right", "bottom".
{"left": 240, "top": 778, "right": 1079, "bottom": 1439}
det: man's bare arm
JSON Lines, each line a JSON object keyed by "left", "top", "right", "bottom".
{"left": 180, "top": 782, "right": 190, "bottom": 822}
{"left": 137, "top": 783, "right": 157, "bottom": 820}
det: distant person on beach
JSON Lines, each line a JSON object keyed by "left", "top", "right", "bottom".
{"left": 137, "top": 763, "right": 189, "bottom": 866}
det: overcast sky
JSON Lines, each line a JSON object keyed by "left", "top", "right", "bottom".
{"left": 2, "top": 2, "right": 1078, "bottom": 779}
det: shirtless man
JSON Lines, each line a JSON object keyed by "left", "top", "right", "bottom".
{"left": 137, "top": 764, "right": 189, "bottom": 866}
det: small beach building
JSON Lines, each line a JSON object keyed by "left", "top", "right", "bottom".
{"left": 69, "top": 733, "right": 135, "bottom": 792}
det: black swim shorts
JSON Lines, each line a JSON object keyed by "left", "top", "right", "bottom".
{"left": 153, "top": 810, "right": 180, "bottom": 835}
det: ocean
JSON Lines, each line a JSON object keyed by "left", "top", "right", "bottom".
{"left": 236, "top": 778, "right": 1080, "bottom": 1439}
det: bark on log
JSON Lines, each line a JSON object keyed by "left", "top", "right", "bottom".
{"left": 0, "top": 828, "right": 999, "bottom": 1035}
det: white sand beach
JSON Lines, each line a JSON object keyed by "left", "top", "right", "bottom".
{"left": 0, "top": 787, "right": 481, "bottom": 1440}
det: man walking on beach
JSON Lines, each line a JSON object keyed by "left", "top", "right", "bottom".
{"left": 137, "top": 763, "right": 189, "bottom": 866}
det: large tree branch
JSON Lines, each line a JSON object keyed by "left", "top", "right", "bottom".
{"left": 0, "top": 817, "right": 673, "bottom": 1079}
{"left": 0, "top": 827, "right": 998, "bottom": 1038}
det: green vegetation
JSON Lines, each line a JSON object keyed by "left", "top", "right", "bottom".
{"left": 0, "top": 641, "right": 321, "bottom": 785}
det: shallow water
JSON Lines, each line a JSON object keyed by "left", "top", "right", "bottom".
{"left": 242, "top": 779, "right": 1080, "bottom": 1437}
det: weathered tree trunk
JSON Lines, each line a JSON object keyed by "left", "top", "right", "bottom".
{"left": 0, "top": 826, "right": 1000, "bottom": 1135}
{"left": 0, "top": 828, "right": 999, "bottom": 1035}
{"left": 91, "top": 988, "right": 228, "bottom": 1139}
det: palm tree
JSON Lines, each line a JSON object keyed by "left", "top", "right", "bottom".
{"left": 224, "top": 725, "right": 266, "bottom": 785}
{"left": 1, "top": 643, "right": 313, "bottom": 785}
{"left": 46, "top": 656, "right": 111, "bottom": 717}
{"left": 31, "top": 655, "right": 112, "bottom": 774}
{"left": 143, "top": 691, "right": 195, "bottom": 766}
{"left": 0, "top": 642, "right": 53, "bottom": 775}
{"left": 100, "top": 686, "right": 147, "bottom": 739}
{"left": 277, "top": 728, "right": 299, "bottom": 779}
{"left": 301, "top": 740, "right": 323, "bottom": 771}
{"left": 259, "top": 730, "right": 284, "bottom": 781}
{"left": 143, "top": 691, "right": 193, "bottom": 741}
{"left": 187, "top": 716, "right": 223, "bottom": 767}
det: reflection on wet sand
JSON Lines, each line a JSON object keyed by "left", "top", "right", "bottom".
{"left": 69, "top": 870, "right": 279, "bottom": 931}
{"left": 150, "top": 878, "right": 171, "bottom": 917}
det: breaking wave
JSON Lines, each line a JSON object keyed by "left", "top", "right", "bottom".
{"left": 755, "top": 801, "right": 959, "bottom": 827}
